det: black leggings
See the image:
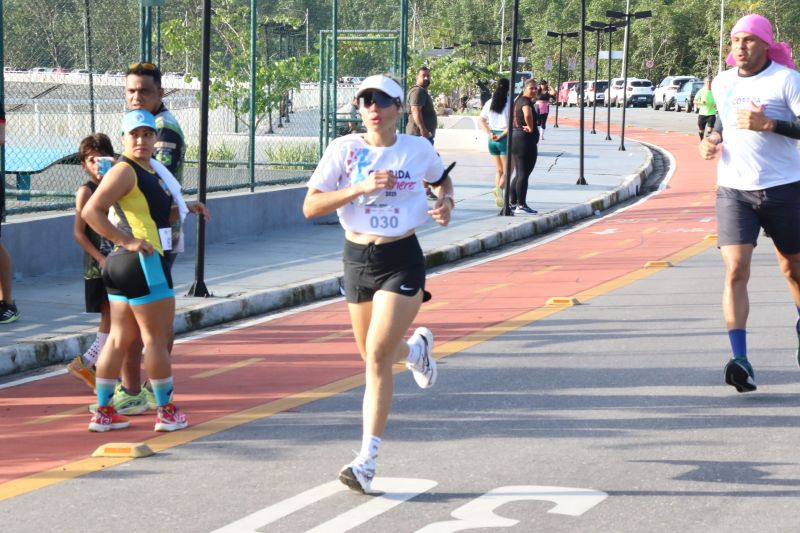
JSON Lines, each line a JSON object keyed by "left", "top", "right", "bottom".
{"left": 509, "top": 130, "right": 538, "bottom": 207}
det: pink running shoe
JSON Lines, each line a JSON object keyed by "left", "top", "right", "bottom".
{"left": 88, "top": 405, "right": 130, "bottom": 432}
{"left": 154, "top": 403, "right": 188, "bottom": 432}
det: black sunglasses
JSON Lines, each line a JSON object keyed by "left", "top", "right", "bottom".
{"left": 359, "top": 91, "right": 398, "bottom": 109}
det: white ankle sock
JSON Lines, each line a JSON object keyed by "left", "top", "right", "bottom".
{"left": 82, "top": 332, "right": 109, "bottom": 366}
{"left": 406, "top": 336, "right": 423, "bottom": 367}
{"left": 359, "top": 434, "right": 381, "bottom": 462}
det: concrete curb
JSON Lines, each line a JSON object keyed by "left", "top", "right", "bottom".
{"left": 0, "top": 147, "right": 654, "bottom": 378}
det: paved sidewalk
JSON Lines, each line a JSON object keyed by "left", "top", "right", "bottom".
{"left": 0, "top": 123, "right": 653, "bottom": 377}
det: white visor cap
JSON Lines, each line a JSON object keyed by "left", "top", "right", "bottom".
{"left": 355, "top": 75, "right": 404, "bottom": 105}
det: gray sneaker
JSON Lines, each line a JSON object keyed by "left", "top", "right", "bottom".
{"left": 339, "top": 456, "right": 376, "bottom": 494}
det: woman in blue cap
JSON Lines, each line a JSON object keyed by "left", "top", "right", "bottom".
{"left": 82, "top": 109, "right": 203, "bottom": 433}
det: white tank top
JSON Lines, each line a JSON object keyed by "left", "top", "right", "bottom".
{"left": 308, "top": 134, "right": 445, "bottom": 236}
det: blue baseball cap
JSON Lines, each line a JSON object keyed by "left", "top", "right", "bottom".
{"left": 120, "top": 109, "right": 157, "bottom": 134}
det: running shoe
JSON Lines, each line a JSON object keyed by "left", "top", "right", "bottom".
{"left": 88, "top": 383, "right": 149, "bottom": 415}
{"left": 514, "top": 205, "right": 538, "bottom": 215}
{"left": 724, "top": 358, "right": 757, "bottom": 393}
{"left": 795, "top": 318, "right": 800, "bottom": 368}
{"left": 0, "top": 300, "right": 20, "bottom": 324}
{"left": 154, "top": 403, "right": 188, "bottom": 432}
{"left": 339, "top": 456, "right": 376, "bottom": 494}
{"left": 88, "top": 405, "right": 130, "bottom": 432}
{"left": 406, "top": 327, "right": 437, "bottom": 389}
{"left": 67, "top": 355, "right": 96, "bottom": 390}
{"left": 493, "top": 187, "right": 503, "bottom": 207}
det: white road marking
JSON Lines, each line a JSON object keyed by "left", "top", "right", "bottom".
{"left": 416, "top": 485, "right": 608, "bottom": 532}
{"left": 211, "top": 477, "right": 437, "bottom": 533}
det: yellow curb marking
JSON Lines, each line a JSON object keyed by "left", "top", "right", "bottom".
{"left": 307, "top": 329, "right": 353, "bottom": 343}
{"left": 23, "top": 407, "right": 87, "bottom": 426}
{"left": 190, "top": 357, "right": 264, "bottom": 379}
{"left": 474, "top": 282, "right": 512, "bottom": 294}
{"left": 92, "top": 443, "right": 154, "bottom": 458}
{"left": 578, "top": 251, "right": 602, "bottom": 260}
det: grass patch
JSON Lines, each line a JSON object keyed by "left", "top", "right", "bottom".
{"left": 266, "top": 141, "right": 319, "bottom": 169}
{"left": 186, "top": 143, "right": 237, "bottom": 167}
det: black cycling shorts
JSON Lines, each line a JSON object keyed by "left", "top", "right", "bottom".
{"left": 102, "top": 250, "right": 174, "bottom": 306}
{"left": 343, "top": 234, "right": 430, "bottom": 304}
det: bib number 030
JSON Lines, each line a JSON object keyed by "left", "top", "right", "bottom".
{"left": 370, "top": 214, "right": 399, "bottom": 230}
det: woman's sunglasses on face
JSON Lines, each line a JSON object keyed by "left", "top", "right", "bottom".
{"left": 359, "top": 91, "right": 398, "bottom": 109}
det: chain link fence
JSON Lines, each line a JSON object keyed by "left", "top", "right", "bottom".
{"left": 2, "top": 1, "right": 410, "bottom": 215}
{"left": 1, "top": 0, "right": 323, "bottom": 215}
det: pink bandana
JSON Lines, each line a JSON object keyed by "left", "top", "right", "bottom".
{"left": 725, "top": 14, "right": 795, "bottom": 69}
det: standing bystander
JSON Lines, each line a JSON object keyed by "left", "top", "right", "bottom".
{"left": 110, "top": 63, "right": 188, "bottom": 412}
{"left": 698, "top": 14, "right": 800, "bottom": 393}
{"left": 535, "top": 80, "right": 556, "bottom": 140}
{"left": 66, "top": 134, "right": 116, "bottom": 390}
{"left": 406, "top": 66, "right": 438, "bottom": 200}
{"left": 478, "top": 78, "right": 511, "bottom": 207}
{"left": 0, "top": 107, "right": 19, "bottom": 324}
{"left": 509, "top": 79, "right": 540, "bottom": 215}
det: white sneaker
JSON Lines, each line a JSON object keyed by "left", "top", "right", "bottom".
{"left": 339, "top": 456, "right": 376, "bottom": 494}
{"left": 406, "top": 327, "right": 437, "bottom": 388}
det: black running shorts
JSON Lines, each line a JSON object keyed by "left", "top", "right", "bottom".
{"left": 102, "top": 250, "right": 174, "bottom": 305}
{"left": 716, "top": 182, "right": 800, "bottom": 254}
{"left": 84, "top": 277, "right": 108, "bottom": 313}
{"left": 343, "top": 234, "right": 429, "bottom": 304}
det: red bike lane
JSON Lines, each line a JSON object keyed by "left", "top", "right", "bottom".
{"left": 0, "top": 124, "right": 718, "bottom": 500}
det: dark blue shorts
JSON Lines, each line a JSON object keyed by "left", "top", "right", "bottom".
{"left": 716, "top": 182, "right": 800, "bottom": 254}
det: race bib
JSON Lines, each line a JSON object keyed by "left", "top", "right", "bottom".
{"left": 158, "top": 227, "right": 173, "bottom": 251}
{"left": 351, "top": 205, "right": 408, "bottom": 235}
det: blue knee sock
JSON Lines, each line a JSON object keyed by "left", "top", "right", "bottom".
{"left": 95, "top": 378, "right": 117, "bottom": 407}
{"left": 728, "top": 329, "right": 747, "bottom": 360}
{"left": 150, "top": 376, "right": 174, "bottom": 407}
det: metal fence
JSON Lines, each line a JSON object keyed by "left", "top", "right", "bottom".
{"left": 1, "top": 0, "right": 412, "bottom": 215}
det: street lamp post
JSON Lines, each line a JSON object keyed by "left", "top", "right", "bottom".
{"left": 500, "top": 0, "right": 521, "bottom": 216}
{"left": 607, "top": 9, "right": 651, "bottom": 151}
{"left": 546, "top": 29, "right": 579, "bottom": 128}
{"left": 586, "top": 26, "right": 599, "bottom": 135}
{"left": 577, "top": 0, "right": 586, "bottom": 185}
{"left": 590, "top": 21, "right": 623, "bottom": 141}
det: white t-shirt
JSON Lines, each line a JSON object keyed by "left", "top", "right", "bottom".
{"left": 480, "top": 98, "right": 510, "bottom": 131}
{"left": 307, "top": 134, "right": 445, "bottom": 236}
{"left": 713, "top": 61, "right": 800, "bottom": 190}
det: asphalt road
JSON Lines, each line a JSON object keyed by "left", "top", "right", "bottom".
{"left": 3, "top": 113, "right": 800, "bottom": 532}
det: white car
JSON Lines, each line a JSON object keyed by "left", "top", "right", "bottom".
{"left": 653, "top": 75, "right": 697, "bottom": 110}
{"left": 604, "top": 78, "right": 625, "bottom": 107}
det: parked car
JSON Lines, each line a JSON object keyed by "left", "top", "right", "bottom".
{"left": 674, "top": 80, "right": 704, "bottom": 112}
{"left": 566, "top": 82, "right": 587, "bottom": 107}
{"left": 557, "top": 80, "right": 579, "bottom": 106}
{"left": 604, "top": 78, "right": 625, "bottom": 107}
{"left": 586, "top": 80, "right": 608, "bottom": 107}
{"left": 617, "top": 79, "right": 653, "bottom": 107}
{"left": 653, "top": 75, "right": 696, "bottom": 111}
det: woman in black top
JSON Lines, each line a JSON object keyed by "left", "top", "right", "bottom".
{"left": 509, "top": 79, "right": 539, "bottom": 214}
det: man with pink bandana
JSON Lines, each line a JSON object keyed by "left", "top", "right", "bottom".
{"left": 699, "top": 14, "right": 800, "bottom": 393}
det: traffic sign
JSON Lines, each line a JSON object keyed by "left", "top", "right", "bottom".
{"left": 645, "top": 58, "right": 655, "bottom": 69}
{"left": 544, "top": 58, "right": 554, "bottom": 71}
